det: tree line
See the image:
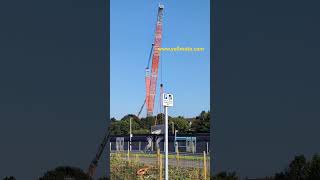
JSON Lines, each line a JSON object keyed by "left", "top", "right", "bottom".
{"left": 110, "top": 110, "right": 210, "bottom": 135}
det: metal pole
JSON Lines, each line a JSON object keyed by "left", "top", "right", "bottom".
{"left": 127, "top": 141, "right": 130, "bottom": 161}
{"left": 193, "top": 138, "right": 196, "bottom": 154}
{"left": 171, "top": 122, "right": 174, "bottom": 134}
{"left": 165, "top": 106, "right": 169, "bottom": 180}
{"left": 129, "top": 117, "right": 132, "bottom": 151}
{"left": 139, "top": 141, "right": 141, "bottom": 151}
{"left": 174, "top": 130, "right": 177, "bottom": 153}
{"left": 152, "top": 140, "right": 154, "bottom": 151}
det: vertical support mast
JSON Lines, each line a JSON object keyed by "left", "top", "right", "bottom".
{"left": 146, "top": 4, "right": 164, "bottom": 117}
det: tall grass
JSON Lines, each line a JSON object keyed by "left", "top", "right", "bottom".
{"left": 110, "top": 152, "right": 210, "bottom": 180}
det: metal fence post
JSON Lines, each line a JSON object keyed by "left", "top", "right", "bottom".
{"left": 203, "top": 151, "right": 207, "bottom": 180}
{"left": 139, "top": 141, "right": 141, "bottom": 151}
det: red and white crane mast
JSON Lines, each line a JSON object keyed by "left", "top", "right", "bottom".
{"left": 146, "top": 4, "right": 164, "bottom": 117}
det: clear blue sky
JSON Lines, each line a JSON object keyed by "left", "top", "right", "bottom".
{"left": 111, "top": 0, "right": 210, "bottom": 119}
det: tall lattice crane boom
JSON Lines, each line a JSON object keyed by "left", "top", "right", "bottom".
{"left": 146, "top": 4, "right": 164, "bottom": 117}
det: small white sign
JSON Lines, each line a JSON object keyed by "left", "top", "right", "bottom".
{"left": 163, "top": 93, "right": 173, "bottom": 107}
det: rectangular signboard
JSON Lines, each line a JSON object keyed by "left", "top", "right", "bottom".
{"left": 163, "top": 93, "right": 174, "bottom": 107}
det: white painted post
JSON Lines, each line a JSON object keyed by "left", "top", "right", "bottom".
{"left": 175, "top": 141, "right": 178, "bottom": 153}
{"left": 129, "top": 117, "right": 132, "bottom": 151}
{"left": 195, "top": 138, "right": 197, "bottom": 153}
{"left": 192, "top": 141, "right": 195, "bottom": 154}
{"left": 163, "top": 93, "right": 173, "bottom": 180}
{"left": 152, "top": 140, "right": 154, "bottom": 151}
{"left": 139, "top": 141, "right": 141, "bottom": 151}
{"left": 174, "top": 130, "right": 178, "bottom": 153}
{"left": 165, "top": 106, "right": 169, "bottom": 180}
{"left": 207, "top": 142, "right": 209, "bottom": 154}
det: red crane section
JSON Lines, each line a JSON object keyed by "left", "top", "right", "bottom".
{"left": 146, "top": 4, "right": 164, "bottom": 117}
{"left": 145, "top": 68, "right": 151, "bottom": 115}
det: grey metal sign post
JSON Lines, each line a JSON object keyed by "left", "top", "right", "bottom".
{"left": 163, "top": 93, "right": 173, "bottom": 180}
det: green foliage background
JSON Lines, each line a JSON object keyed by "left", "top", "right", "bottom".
{"left": 110, "top": 111, "right": 210, "bottom": 135}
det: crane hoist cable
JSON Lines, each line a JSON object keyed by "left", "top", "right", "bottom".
{"left": 147, "top": 44, "right": 154, "bottom": 69}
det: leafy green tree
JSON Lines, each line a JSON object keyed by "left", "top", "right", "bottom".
{"left": 156, "top": 113, "right": 165, "bottom": 124}
{"left": 287, "top": 155, "right": 308, "bottom": 180}
{"left": 275, "top": 155, "right": 310, "bottom": 180}
{"left": 155, "top": 113, "right": 173, "bottom": 125}
{"left": 39, "top": 166, "right": 91, "bottom": 180}
{"left": 169, "top": 117, "right": 191, "bottom": 133}
{"left": 110, "top": 111, "right": 210, "bottom": 135}
{"left": 110, "top": 117, "right": 116, "bottom": 122}
{"left": 110, "top": 121, "right": 122, "bottom": 135}
{"left": 307, "top": 154, "right": 320, "bottom": 180}
{"left": 191, "top": 111, "right": 210, "bottom": 133}
{"left": 110, "top": 114, "right": 151, "bottom": 135}
{"left": 132, "top": 128, "right": 150, "bottom": 134}
{"left": 120, "top": 114, "right": 139, "bottom": 122}
{"left": 139, "top": 116, "right": 156, "bottom": 129}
